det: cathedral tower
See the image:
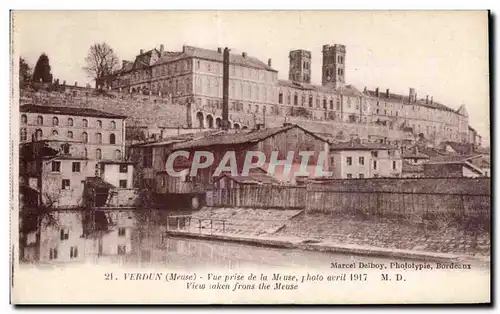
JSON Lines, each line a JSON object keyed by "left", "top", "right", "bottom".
{"left": 288, "top": 50, "right": 311, "bottom": 83}
{"left": 322, "top": 44, "right": 346, "bottom": 88}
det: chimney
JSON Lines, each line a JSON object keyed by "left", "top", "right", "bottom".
{"left": 160, "top": 44, "right": 164, "bottom": 53}
{"left": 140, "top": 49, "right": 144, "bottom": 55}
{"left": 222, "top": 47, "right": 230, "bottom": 130}
{"left": 268, "top": 58, "right": 272, "bottom": 67}
{"left": 283, "top": 122, "right": 293, "bottom": 127}
{"left": 217, "top": 47, "right": 222, "bottom": 53}
{"left": 242, "top": 52, "right": 247, "bottom": 58}
{"left": 431, "top": 96, "right": 433, "bottom": 104}
{"left": 409, "top": 87, "right": 416, "bottom": 103}
{"left": 426, "top": 95, "right": 429, "bottom": 104}
{"left": 256, "top": 123, "right": 265, "bottom": 130}
{"left": 363, "top": 86, "right": 367, "bottom": 93}
{"left": 375, "top": 87, "right": 379, "bottom": 97}
{"left": 74, "top": 81, "right": 78, "bottom": 87}
{"left": 386, "top": 89, "right": 390, "bottom": 98}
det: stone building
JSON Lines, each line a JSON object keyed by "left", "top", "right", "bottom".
{"left": 19, "top": 105, "right": 135, "bottom": 209}
{"left": 109, "top": 43, "right": 476, "bottom": 145}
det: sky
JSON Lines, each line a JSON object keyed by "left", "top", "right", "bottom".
{"left": 12, "top": 10, "right": 490, "bottom": 143}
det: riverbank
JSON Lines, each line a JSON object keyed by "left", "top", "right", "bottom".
{"left": 166, "top": 230, "right": 490, "bottom": 267}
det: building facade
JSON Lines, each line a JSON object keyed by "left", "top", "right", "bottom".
{"left": 109, "top": 43, "right": 476, "bottom": 145}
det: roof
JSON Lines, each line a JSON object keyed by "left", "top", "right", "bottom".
{"left": 153, "top": 46, "right": 277, "bottom": 72}
{"left": 85, "top": 177, "right": 115, "bottom": 189}
{"left": 364, "top": 89, "right": 457, "bottom": 113}
{"left": 402, "top": 161, "right": 424, "bottom": 173}
{"left": 426, "top": 154, "right": 483, "bottom": 165}
{"left": 98, "top": 159, "right": 136, "bottom": 165}
{"left": 20, "top": 104, "right": 127, "bottom": 119}
{"left": 131, "top": 130, "right": 224, "bottom": 148}
{"left": 401, "top": 149, "right": 429, "bottom": 159}
{"left": 278, "top": 81, "right": 364, "bottom": 97}
{"left": 171, "top": 124, "right": 328, "bottom": 151}
{"left": 440, "top": 141, "right": 474, "bottom": 155}
{"left": 329, "top": 140, "right": 397, "bottom": 151}
{"left": 424, "top": 159, "right": 484, "bottom": 175}
{"left": 216, "top": 170, "right": 281, "bottom": 185}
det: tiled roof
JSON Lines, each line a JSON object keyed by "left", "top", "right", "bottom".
{"left": 217, "top": 168, "right": 281, "bottom": 185}
{"left": 278, "top": 81, "right": 364, "bottom": 97}
{"left": 401, "top": 149, "right": 429, "bottom": 159}
{"left": 440, "top": 141, "right": 474, "bottom": 155}
{"left": 364, "top": 89, "right": 456, "bottom": 113}
{"left": 402, "top": 161, "right": 424, "bottom": 173}
{"left": 85, "top": 177, "right": 115, "bottom": 189}
{"left": 132, "top": 130, "right": 224, "bottom": 147}
{"left": 426, "top": 154, "right": 483, "bottom": 165}
{"left": 171, "top": 124, "right": 328, "bottom": 151}
{"left": 20, "top": 104, "right": 127, "bottom": 119}
{"left": 329, "top": 140, "right": 397, "bottom": 151}
{"left": 154, "top": 46, "right": 277, "bottom": 72}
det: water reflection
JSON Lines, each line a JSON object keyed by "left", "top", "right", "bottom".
{"left": 20, "top": 209, "right": 327, "bottom": 269}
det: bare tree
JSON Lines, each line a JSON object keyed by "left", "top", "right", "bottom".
{"left": 83, "top": 42, "right": 119, "bottom": 90}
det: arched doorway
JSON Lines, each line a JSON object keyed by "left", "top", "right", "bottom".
{"left": 196, "top": 112, "right": 204, "bottom": 129}
{"left": 242, "top": 126, "right": 248, "bottom": 130}
{"left": 215, "top": 117, "right": 222, "bottom": 129}
{"left": 206, "top": 115, "right": 214, "bottom": 129}
{"left": 233, "top": 123, "right": 240, "bottom": 130}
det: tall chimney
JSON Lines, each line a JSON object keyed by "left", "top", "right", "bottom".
{"left": 426, "top": 95, "right": 429, "bottom": 104}
{"left": 268, "top": 58, "right": 272, "bottom": 67}
{"left": 386, "top": 89, "right": 390, "bottom": 98}
{"left": 160, "top": 44, "right": 164, "bottom": 53}
{"left": 409, "top": 87, "right": 416, "bottom": 103}
{"left": 222, "top": 47, "right": 230, "bottom": 130}
{"left": 140, "top": 49, "right": 144, "bottom": 55}
{"left": 375, "top": 87, "right": 379, "bottom": 97}
{"left": 242, "top": 52, "right": 247, "bottom": 58}
{"left": 217, "top": 47, "right": 222, "bottom": 53}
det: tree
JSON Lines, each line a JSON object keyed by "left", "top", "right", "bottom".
{"left": 83, "top": 42, "right": 119, "bottom": 90}
{"left": 19, "top": 57, "right": 32, "bottom": 88}
{"left": 32, "top": 53, "right": 53, "bottom": 83}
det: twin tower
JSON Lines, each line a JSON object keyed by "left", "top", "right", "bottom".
{"left": 288, "top": 44, "right": 346, "bottom": 89}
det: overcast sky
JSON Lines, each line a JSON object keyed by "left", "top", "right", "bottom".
{"left": 12, "top": 11, "right": 490, "bottom": 143}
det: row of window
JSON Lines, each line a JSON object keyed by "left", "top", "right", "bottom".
{"left": 58, "top": 177, "right": 128, "bottom": 190}
{"left": 21, "top": 115, "right": 117, "bottom": 129}
{"left": 341, "top": 156, "right": 398, "bottom": 170}
{"left": 21, "top": 128, "right": 118, "bottom": 144}
{"left": 51, "top": 161, "right": 127, "bottom": 173}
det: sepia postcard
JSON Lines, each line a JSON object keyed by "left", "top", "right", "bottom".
{"left": 10, "top": 10, "right": 491, "bottom": 304}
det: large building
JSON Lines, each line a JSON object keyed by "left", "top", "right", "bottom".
{"left": 109, "top": 43, "right": 477, "bottom": 145}
{"left": 19, "top": 105, "right": 135, "bottom": 209}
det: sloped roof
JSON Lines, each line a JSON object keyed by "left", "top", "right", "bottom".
{"left": 216, "top": 168, "right": 281, "bottom": 185}
{"left": 85, "top": 177, "right": 115, "bottom": 189}
{"left": 329, "top": 140, "right": 397, "bottom": 151}
{"left": 402, "top": 148, "right": 429, "bottom": 159}
{"left": 440, "top": 141, "right": 474, "bottom": 155}
{"left": 131, "top": 130, "right": 224, "bottom": 148}
{"left": 20, "top": 104, "right": 127, "bottom": 119}
{"left": 364, "top": 89, "right": 457, "bottom": 113}
{"left": 153, "top": 46, "right": 277, "bottom": 72}
{"left": 426, "top": 154, "right": 483, "bottom": 165}
{"left": 171, "top": 124, "right": 328, "bottom": 151}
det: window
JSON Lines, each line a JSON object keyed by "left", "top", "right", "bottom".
{"left": 20, "top": 128, "right": 27, "bottom": 141}
{"left": 60, "top": 229, "right": 69, "bottom": 240}
{"left": 143, "top": 147, "right": 153, "bottom": 168}
{"left": 373, "top": 173, "right": 379, "bottom": 178}
{"left": 278, "top": 92, "right": 283, "bottom": 104}
{"left": 346, "top": 157, "right": 352, "bottom": 166}
{"left": 97, "top": 120, "right": 102, "bottom": 128}
{"left": 346, "top": 173, "right": 352, "bottom": 179}
{"left": 83, "top": 148, "right": 88, "bottom": 159}
{"left": 95, "top": 133, "right": 102, "bottom": 144}
{"left": 119, "top": 164, "right": 128, "bottom": 173}
{"left": 330, "top": 99, "right": 334, "bottom": 110}
{"left": 67, "top": 131, "right": 73, "bottom": 139}
{"left": 373, "top": 160, "right": 378, "bottom": 170}
{"left": 52, "top": 117, "right": 59, "bottom": 126}
{"left": 393, "top": 161, "right": 397, "bottom": 170}
{"left": 336, "top": 99, "right": 341, "bottom": 111}
{"left": 52, "top": 130, "right": 58, "bottom": 136}
{"left": 21, "top": 114, "right": 27, "bottom": 124}
{"left": 49, "top": 248, "right": 58, "bottom": 260}
{"left": 115, "top": 149, "right": 122, "bottom": 160}
{"left": 371, "top": 151, "right": 378, "bottom": 158}
{"left": 67, "top": 118, "right": 73, "bottom": 127}
{"left": 96, "top": 149, "right": 102, "bottom": 160}
{"left": 109, "top": 133, "right": 116, "bottom": 144}
{"left": 82, "top": 119, "right": 88, "bottom": 128}
{"left": 52, "top": 161, "right": 61, "bottom": 172}
{"left": 117, "top": 245, "right": 126, "bottom": 255}
{"left": 37, "top": 116, "right": 43, "bottom": 125}
{"left": 81, "top": 132, "right": 88, "bottom": 143}
{"left": 70, "top": 246, "right": 78, "bottom": 259}
{"left": 119, "top": 180, "right": 127, "bottom": 188}
{"left": 359, "top": 173, "right": 364, "bottom": 179}
{"left": 118, "top": 228, "right": 126, "bottom": 237}
{"left": 308, "top": 95, "right": 313, "bottom": 107}
{"left": 35, "top": 129, "right": 43, "bottom": 140}
{"left": 61, "top": 179, "right": 70, "bottom": 190}
{"left": 72, "top": 162, "right": 81, "bottom": 173}
{"left": 359, "top": 157, "right": 365, "bottom": 165}
{"left": 330, "top": 156, "right": 335, "bottom": 164}
{"left": 110, "top": 121, "right": 116, "bottom": 130}
{"left": 323, "top": 98, "right": 327, "bottom": 109}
